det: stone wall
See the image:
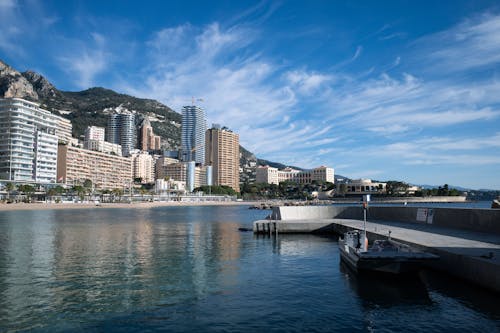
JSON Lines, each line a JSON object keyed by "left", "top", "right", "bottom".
{"left": 274, "top": 205, "right": 500, "bottom": 234}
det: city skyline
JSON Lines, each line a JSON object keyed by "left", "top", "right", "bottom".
{"left": 1, "top": 1, "right": 500, "bottom": 189}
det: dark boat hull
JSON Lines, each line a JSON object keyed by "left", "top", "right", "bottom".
{"left": 339, "top": 240, "right": 437, "bottom": 275}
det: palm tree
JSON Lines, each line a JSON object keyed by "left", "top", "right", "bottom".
{"left": 5, "top": 182, "right": 15, "bottom": 201}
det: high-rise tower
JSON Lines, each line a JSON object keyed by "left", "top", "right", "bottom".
{"left": 0, "top": 98, "right": 58, "bottom": 182}
{"left": 139, "top": 117, "right": 161, "bottom": 151}
{"left": 181, "top": 105, "right": 206, "bottom": 164}
{"left": 205, "top": 125, "right": 240, "bottom": 192}
{"left": 106, "top": 112, "right": 136, "bottom": 156}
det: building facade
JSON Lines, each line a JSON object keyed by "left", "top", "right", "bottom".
{"left": 131, "top": 151, "right": 155, "bottom": 183}
{"left": 106, "top": 112, "right": 136, "bottom": 156}
{"left": 54, "top": 115, "right": 73, "bottom": 144}
{"left": 84, "top": 126, "right": 105, "bottom": 142}
{"left": 155, "top": 156, "right": 180, "bottom": 180}
{"left": 256, "top": 165, "right": 334, "bottom": 185}
{"left": 57, "top": 144, "right": 132, "bottom": 190}
{"left": 163, "top": 162, "right": 209, "bottom": 192}
{"left": 0, "top": 98, "right": 58, "bottom": 182}
{"left": 205, "top": 126, "right": 240, "bottom": 192}
{"left": 84, "top": 126, "right": 122, "bottom": 156}
{"left": 181, "top": 105, "right": 206, "bottom": 164}
{"left": 139, "top": 117, "right": 161, "bottom": 151}
{"left": 84, "top": 140, "right": 122, "bottom": 156}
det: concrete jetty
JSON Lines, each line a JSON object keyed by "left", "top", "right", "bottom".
{"left": 254, "top": 205, "right": 500, "bottom": 293}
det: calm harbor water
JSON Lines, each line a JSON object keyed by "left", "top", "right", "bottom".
{"left": 0, "top": 205, "right": 498, "bottom": 332}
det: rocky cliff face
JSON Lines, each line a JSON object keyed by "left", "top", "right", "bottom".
{"left": 0, "top": 60, "right": 39, "bottom": 100}
{"left": 22, "top": 70, "right": 61, "bottom": 100}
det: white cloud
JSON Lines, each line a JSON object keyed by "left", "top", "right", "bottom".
{"left": 0, "top": 0, "right": 15, "bottom": 9}
{"left": 285, "top": 70, "right": 332, "bottom": 95}
{"left": 352, "top": 46, "right": 363, "bottom": 60}
{"left": 59, "top": 51, "right": 108, "bottom": 89}
{"left": 56, "top": 32, "right": 111, "bottom": 89}
{"left": 116, "top": 22, "right": 339, "bottom": 162}
{"left": 416, "top": 13, "right": 500, "bottom": 72}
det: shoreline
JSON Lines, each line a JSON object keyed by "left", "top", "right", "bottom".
{"left": 0, "top": 200, "right": 252, "bottom": 211}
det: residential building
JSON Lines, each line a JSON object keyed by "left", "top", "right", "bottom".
{"left": 0, "top": 98, "right": 58, "bottom": 182}
{"left": 85, "top": 140, "right": 122, "bottom": 156}
{"left": 155, "top": 156, "right": 179, "bottom": 179}
{"left": 84, "top": 126, "right": 105, "bottom": 142}
{"left": 139, "top": 117, "right": 161, "bottom": 151}
{"left": 54, "top": 115, "right": 73, "bottom": 144}
{"left": 205, "top": 126, "right": 240, "bottom": 192}
{"left": 163, "top": 162, "right": 209, "bottom": 192}
{"left": 181, "top": 105, "right": 206, "bottom": 163}
{"left": 57, "top": 144, "right": 132, "bottom": 190}
{"left": 155, "top": 178, "right": 186, "bottom": 193}
{"left": 131, "top": 151, "right": 155, "bottom": 183}
{"left": 256, "top": 165, "right": 279, "bottom": 184}
{"left": 106, "top": 112, "right": 136, "bottom": 156}
{"left": 84, "top": 126, "right": 122, "bottom": 156}
{"left": 256, "top": 165, "right": 334, "bottom": 185}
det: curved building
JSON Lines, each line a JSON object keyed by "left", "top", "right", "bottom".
{"left": 181, "top": 105, "right": 206, "bottom": 164}
{"left": 107, "top": 112, "right": 136, "bottom": 156}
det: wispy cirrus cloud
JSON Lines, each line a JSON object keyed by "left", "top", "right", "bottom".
{"left": 57, "top": 32, "right": 110, "bottom": 89}
{"left": 117, "top": 22, "right": 340, "bottom": 160}
{"left": 415, "top": 13, "right": 500, "bottom": 72}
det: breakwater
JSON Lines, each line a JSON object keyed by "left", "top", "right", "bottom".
{"left": 254, "top": 205, "right": 500, "bottom": 292}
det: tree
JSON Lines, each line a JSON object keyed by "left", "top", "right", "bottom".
{"left": 337, "top": 183, "right": 347, "bottom": 197}
{"left": 385, "top": 181, "right": 409, "bottom": 196}
{"left": 18, "top": 184, "right": 35, "bottom": 202}
{"left": 5, "top": 182, "right": 15, "bottom": 200}
{"left": 83, "top": 179, "right": 93, "bottom": 192}
{"left": 72, "top": 185, "right": 86, "bottom": 200}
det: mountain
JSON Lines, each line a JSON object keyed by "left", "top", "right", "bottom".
{"left": 1, "top": 59, "right": 302, "bottom": 183}
{"left": 0, "top": 61, "right": 38, "bottom": 100}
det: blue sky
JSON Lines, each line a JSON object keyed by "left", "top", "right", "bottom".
{"left": 1, "top": 0, "right": 500, "bottom": 189}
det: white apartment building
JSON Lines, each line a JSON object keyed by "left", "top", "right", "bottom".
{"left": 0, "top": 98, "right": 58, "bottom": 182}
{"left": 132, "top": 151, "right": 155, "bottom": 183}
{"left": 84, "top": 126, "right": 122, "bottom": 156}
{"left": 54, "top": 115, "right": 73, "bottom": 144}
{"left": 85, "top": 126, "right": 105, "bottom": 142}
{"left": 256, "top": 165, "right": 334, "bottom": 185}
{"left": 85, "top": 139, "right": 122, "bottom": 156}
{"left": 256, "top": 165, "right": 280, "bottom": 184}
{"left": 155, "top": 178, "right": 186, "bottom": 193}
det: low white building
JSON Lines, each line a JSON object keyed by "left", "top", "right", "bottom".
{"left": 256, "top": 165, "right": 334, "bottom": 185}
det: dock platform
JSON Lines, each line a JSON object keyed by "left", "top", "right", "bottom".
{"left": 253, "top": 205, "right": 500, "bottom": 293}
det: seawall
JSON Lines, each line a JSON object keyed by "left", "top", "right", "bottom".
{"left": 271, "top": 205, "right": 500, "bottom": 234}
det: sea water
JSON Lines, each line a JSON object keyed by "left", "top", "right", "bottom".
{"left": 0, "top": 205, "right": 498, "bottom": 332}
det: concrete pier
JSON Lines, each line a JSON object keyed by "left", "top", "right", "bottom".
{"left": 254, "top": 205, "right": 500, "bottom": 293}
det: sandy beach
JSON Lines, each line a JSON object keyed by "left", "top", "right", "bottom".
{"left": 0, "top": 200, "right": 253, "bottom": 212}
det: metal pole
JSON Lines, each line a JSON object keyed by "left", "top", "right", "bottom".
{"left": 363, "top": 205, "right": 367, "bottom": 251}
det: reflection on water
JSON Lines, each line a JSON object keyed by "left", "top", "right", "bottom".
{"left": 0, "top": 206, "right": 499, "bottom": 332}
{"left": 339, "top": 261, "right": 432, "bottom": 308}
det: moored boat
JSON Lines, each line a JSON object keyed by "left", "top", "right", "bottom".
{"left": 339, "top": 230, "right": 438, "bottom": 275}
